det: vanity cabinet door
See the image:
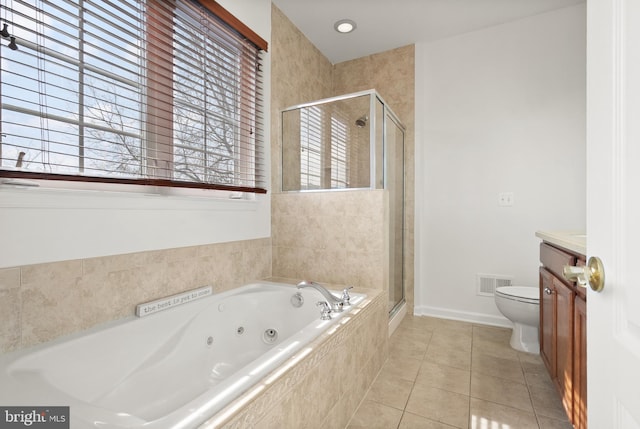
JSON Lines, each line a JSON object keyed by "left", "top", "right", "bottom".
{"left": 573, "top": 295, "right": 587, "bottom": 429}
{"left": 539, "top": 268, "right": 556, "bottom": 375}
{"left": 554, "top": 276, "right": 575, "bottom": 419}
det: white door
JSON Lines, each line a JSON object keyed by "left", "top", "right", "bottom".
{"left": 587, "top": 0, "right": 640, "bottom": 427}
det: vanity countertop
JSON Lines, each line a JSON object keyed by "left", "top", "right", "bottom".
{"left": 536, "top": 230, "right": 586, "bottom": 256}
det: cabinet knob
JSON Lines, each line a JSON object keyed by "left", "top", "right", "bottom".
{"left": 544, "top": 287, "right": 553, "bottom": 295}
{"left": 562, "top": 256, "right": 605, "bottom": 292}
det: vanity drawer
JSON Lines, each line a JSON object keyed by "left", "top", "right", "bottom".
{"left": 540, "top": 243, "right": 577, "bottom": 279}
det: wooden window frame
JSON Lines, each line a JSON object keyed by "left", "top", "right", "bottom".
{"left": 0, "top": 0, "right": 268, "bottom": 195}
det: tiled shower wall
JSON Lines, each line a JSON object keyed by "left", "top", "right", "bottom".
{"left": 333, "top": 46, "right": 416, "bottom": 313}
{"left": 272, "top": 191, "right": 387, "bottom": 289}
{"left": 0, "top": 238, "right": 271, "bottom": 354}
{"left": 270, "top": 4, "right": 334, "bottom": 192}
{"left": 271, "top": 5, "right": 415, "bottom": 307}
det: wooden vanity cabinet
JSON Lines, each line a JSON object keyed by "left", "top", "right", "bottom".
{"left": 539, "top": 242, "right": 587, "bottom": 428}
{"left": 574, "top": 294, "right": 587, "bottom": 429}
{"left": 539, "top": 268, "right": 556, "bottom": 374}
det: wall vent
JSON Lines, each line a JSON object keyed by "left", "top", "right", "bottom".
{"left": 476, "top": 273, "right": 513, "bottom": 296}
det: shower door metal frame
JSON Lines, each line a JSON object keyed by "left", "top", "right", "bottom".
{"left": 382, "top": 106, "right": 406, "bottom": 318}
{"left": 280, "top": 89, "right": 405, "bottom": 190}
{"left": 281, "top": 89, "right": 407, "bottom": 317}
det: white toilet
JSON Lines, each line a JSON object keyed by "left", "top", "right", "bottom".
{"left": 494, "top": 286, "right": 540, "bottom": 354}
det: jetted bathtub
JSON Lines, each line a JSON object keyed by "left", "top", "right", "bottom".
{"left": 0, "top": 281, "right": 365, "bottom": 428}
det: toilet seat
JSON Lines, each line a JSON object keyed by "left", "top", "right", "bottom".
{"left": 495, "top": 286, "right": 539, "bottom": 305}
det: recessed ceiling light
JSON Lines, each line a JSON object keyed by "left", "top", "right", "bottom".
{"left": 334, "top": 19, "right": 357, "bottom": 34}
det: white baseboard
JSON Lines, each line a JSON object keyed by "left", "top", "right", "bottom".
{"left": 414, "top": 305, "right": 513, "bottom": 329}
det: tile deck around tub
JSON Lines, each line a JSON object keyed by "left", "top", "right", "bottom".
{"left": 347, "top": 315, "right": 572, "bottom": 429}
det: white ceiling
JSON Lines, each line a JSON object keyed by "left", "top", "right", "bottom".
{"left": 271, "top": 0, "right": 585, "bottom": 64}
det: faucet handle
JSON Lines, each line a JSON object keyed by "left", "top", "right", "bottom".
{"left": 316, "top": 301, "right": 332, "bottom": 320}
{"left": 341, "top": 286, "right": 354, "bottom": 306}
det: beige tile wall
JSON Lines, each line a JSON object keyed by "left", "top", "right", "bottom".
{"left": 0, "top": 268, "right": 20, "bottom": 352}
{"left": 270, "top": 4, "right": 334, "bottom": 193}
{"left": 271, "top": 4, "right": 415, "bottom": 311}
{"left": 272, "top": 190, "right": 387, "bottom": 289}
{"left": 333, "top": 46, "right": 416, "bottom": 314}
{"left": 0, "top": 238, "right": 272, "bottom": 354}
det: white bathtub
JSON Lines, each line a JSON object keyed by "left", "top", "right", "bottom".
{"left": 0, "top": 281, "right": 365, "bottom": 428}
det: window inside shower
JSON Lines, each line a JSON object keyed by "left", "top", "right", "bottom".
{"left": 297, "top": 105, "right": 349, "bottom": 189}
{"left": 282, "top": 94, "right": 371, "bottom": 191}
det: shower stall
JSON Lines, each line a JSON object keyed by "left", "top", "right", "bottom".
{"left": 281, "top": 90, "right": 406, "bottom": 317}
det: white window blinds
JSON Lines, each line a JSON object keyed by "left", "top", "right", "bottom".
{"left": 299, "top": 105, "right": 351, "bottom": 190}
{"left": 300, "top": 105, "right": 323, "bottom": 189}
{"left": 330, "top": 114, "right": 348, "bottom": 188}
{"left": 0, "top": 0, "right": 267, "bottom": 194}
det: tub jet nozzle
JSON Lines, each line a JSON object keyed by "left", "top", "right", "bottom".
{"left": 263, "top": 328, "right": 278, "bottom": 344}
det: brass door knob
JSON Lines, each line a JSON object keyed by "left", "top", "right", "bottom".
{"left": 586, "top": 256, "right": 605, "bottom": 292}
{"left": 563, "top": 256, "right": 605, "bottom": 292}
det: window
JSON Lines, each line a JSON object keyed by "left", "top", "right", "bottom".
{"left": 0, "top": 0, "right": 267, "bottom": 194}
{"left": 299, "top": 105, "right": 350, "bottom": 189}
{"left": 330, "top": 114, "right": 348, "bottom": 188}
{"left": 300, "top": 106, "right": 323, "bottom": 189}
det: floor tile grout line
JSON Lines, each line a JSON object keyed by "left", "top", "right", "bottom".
{"left": 379, "top": 317, "right": 570, "bottom": 429}
{"left": 470, "top": 324, "right": 538, "bottom": 428}
{"left": 521, "top": 353, "right": 544, "bottom": 429}
{"left": 345, "top": 353, "right": 389, "bottom": 428}
{"left": 469, "top": 325, "right": 476, "bottom": 429}
{"left": 395, "top": 373, "right": 419, "bottom": 429}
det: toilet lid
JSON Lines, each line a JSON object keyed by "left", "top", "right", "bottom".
{"left": 495, "top": 286, "right": 539, "bottom": 303}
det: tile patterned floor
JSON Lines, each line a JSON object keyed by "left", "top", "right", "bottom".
{"left": 347, "top": 315, "right": 573, "bottom": 429}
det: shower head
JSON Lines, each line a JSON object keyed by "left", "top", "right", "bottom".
{"left": 355, "top": 115, "right": 368, "bottom": 128}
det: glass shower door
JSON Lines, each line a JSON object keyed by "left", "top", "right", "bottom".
{"left": 386, "top": 112, "right": 405, "bottom": 316}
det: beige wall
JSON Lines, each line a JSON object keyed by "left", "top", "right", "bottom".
{"left": 270, "top": 4, "right": 334, "bottom": 193}
{"left": 333, "top": 46, "right": 416, "bottom": 313}
{"left": 272, "top": 190, "right": 387, "bottom": 289}
{"left": 271, "top": 5, "right": 415, "bottom": 311}
{"left": 0, "top": 239, "right": 271, "bottom": 353}
{"left": 270, "top": 6, "right": 384, "bottom": 292}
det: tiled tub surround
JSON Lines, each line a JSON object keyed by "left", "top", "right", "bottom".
{"left": 0, "top": 238, "right": 272, "bottom": 354}
{"left": 0, "top": 281, "right": 379, "bottom": 428}
{"left": 207, "top": 285, "right": 387, "bottom": 428}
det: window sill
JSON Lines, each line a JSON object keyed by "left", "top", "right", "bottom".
{"left": 0, "top": 179, "right": 266, "bottom": 212}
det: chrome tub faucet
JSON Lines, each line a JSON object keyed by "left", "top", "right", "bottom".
{"left": 296, "top": 280, "right": 344, "bottom": 314}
